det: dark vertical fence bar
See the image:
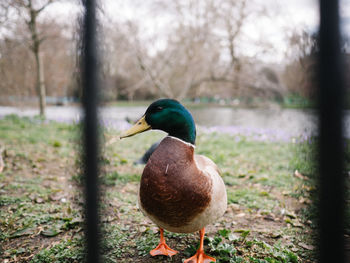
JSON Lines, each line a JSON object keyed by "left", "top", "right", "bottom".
{"left": 318, "top": 0, "right": 345, "bottom": 262}
{"left": 82, "top": 0, "right": 100, "bottom": 262}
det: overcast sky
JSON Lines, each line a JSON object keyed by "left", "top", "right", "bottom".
{"left": 100, "top": 0, "right": 320, "bottom": 63}
{"left": 45, "top": 0, "right": 349, "bottom": 63}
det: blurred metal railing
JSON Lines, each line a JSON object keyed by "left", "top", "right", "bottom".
{"left": 79, "top": 0, "right": 346, "bottom": 262}
{"left": 318, "top": 0, "right": 345, "bottom": 262}
{"left": 82, "top": 0, "right": 100, "bottom": 262}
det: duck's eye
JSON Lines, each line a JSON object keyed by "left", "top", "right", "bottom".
{"left": 155, "top": 106, "right": 163, "bottom": 112}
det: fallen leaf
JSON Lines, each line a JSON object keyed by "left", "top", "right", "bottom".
{"left": 139, "top": 226, "right": 148, "bottom": 232}
{"left": 264, "top": 232, "right": 282, "bottom": 238}
{"left": 291, "top": 247, "right": 299, "bottom": 252}
{"left": 41, "top": 229, "right": 61, "bottom": 237}
{"left": 10, "top": 227, "right": 35, "bottom": 238}
{"left": 101, "top": 216, "right": 115, "bottom": 223}
{"left": 229, "top": 203, "right": 240, "bottom": 210}
{"left": 286, "top": 212, "right": 297, "bottom": 219}
{"left": 293, "top": 222, "right": 303, "bottom": 227}
{"left": 236, "top": 213, "right": 245, "bottom": 217}
{"left": 298, "top": 242, "right": 315, "bottom": 250}
{"left": 263, "top": 215, "right": 275, "bottom": 221}
{"left": 294, "top": 170, "right": 309, "bottom": 180}
{"left": 35, "top": 197, "right": 44, "bottom": 203}
{"left": 0, "top": 160, "right": 4, "bottom": 173}
{"left": 285, "top": 218, "right": 293, "bottom": 224}
{"left": 299, "top": 197, "right": 312, "bottom": 204}
{"left": 49, "top": 193, "right": 65, "bottom": 201}
{"left": 228, "top": 233, "right": 240, "bottom": 241}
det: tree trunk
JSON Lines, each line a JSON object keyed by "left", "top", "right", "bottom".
{"left": 28, "top": 2, "right": 46, "bottom": 116}
{"left": 233, "top": 62, "right": 241, "bottom": 95}
{"left": 34, "top": 50, "right": 46, "bottom": 116}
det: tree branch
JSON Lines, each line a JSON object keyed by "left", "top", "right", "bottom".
{"left": 37, "top": 0, "right": 54, "bottom": 14}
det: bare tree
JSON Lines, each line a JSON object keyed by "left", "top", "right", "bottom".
{"left": 5, "top": 0, "right": 60, "bottom": 115}
{"left": 117, "top": 0, "right": 224, "bottom": 100}
{"left": 282, "top": 29, "right": 318, "bottom": 98}
{"left": 97, "top": 0, "right": 283, "bottom": 101}
{"left": 0, "top": 2, "right": 11, "bottom": 25}
{"left": 0, "top": 27, "right": 36, "bottom": 100}
{"left": 0, "top": 3, "right": 79, "bottom": 106}
{"left": 122, "top": 0, "right": 271, "bottom": 100}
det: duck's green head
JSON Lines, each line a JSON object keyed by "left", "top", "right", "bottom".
{"left": 120, "top": 99, "right": 196, "bottom": 144}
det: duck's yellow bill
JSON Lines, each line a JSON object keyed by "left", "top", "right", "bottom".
{"left": 120, "top": 115, "right": 151, "bottom": 139}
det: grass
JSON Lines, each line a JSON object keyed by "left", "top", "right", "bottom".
{"left": 0, "top": 114, "right": 333, "bottom": 262}
{"left": 0, "top": 115, "right": 83, "bottom": 262}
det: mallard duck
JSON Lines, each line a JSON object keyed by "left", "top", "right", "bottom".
{"left": 120, "top": 99, "right": 227, "bottom": 263}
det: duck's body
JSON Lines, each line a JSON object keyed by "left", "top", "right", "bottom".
{"left": 120, "top": 99, "right": 227, "bottom": 262}
{"left": 139, "top": 136, "right": 227, "bottom": 233}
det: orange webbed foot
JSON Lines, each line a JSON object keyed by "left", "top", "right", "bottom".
{"left": 184, "top": 228, "right": 216, "bottom": 263}
{"left": 184, "top": 249, "right": 216, "bottom": 263}
{"left": 149, "top": 228, "right": 178, "bottom": 257}
{"left": 150, "top": 242, "right": 179, "bottom": 257}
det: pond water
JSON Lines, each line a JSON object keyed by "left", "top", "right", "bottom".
{"left": 0, "top": 105, "right": 333, "bottom": 143}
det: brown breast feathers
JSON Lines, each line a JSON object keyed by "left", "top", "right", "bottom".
{"left": 139, "top": 137, "right": 212, "bottom": 227}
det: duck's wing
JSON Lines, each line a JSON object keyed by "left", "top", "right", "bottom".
{"left": 194, "top": 154, "right": 220, "bottom": 177}
{"left": 191, "top": 154, "right": 227, "bottom": 230}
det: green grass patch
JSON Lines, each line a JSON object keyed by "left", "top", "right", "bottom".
{"left": 0, "top": 114, "right": 78, "bottom": 157}
{"left": 101, "top": 171, "right": 141, "bottom": 186}
{"left": 227, "top": 188, "right": 278, "bottom": 210}
{"left": 30, "top": 238, "right": 84, "bottom": 263}
{"left": 0, "top": 115, "right": 328, "bottom": 262}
